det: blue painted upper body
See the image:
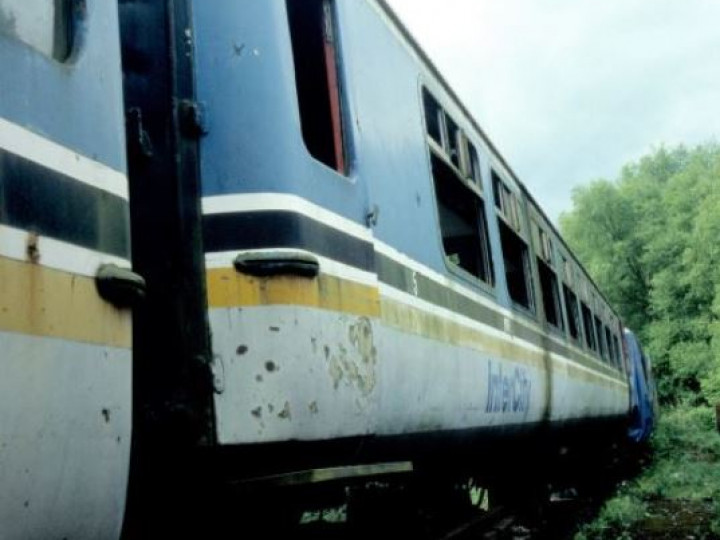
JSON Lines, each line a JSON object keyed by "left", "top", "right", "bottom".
{"left": 0, "top": 1, "right": 127, "bottom": 172}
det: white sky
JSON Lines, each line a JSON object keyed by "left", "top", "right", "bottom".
{"left": 385, "top": 0, "right": 720, "bottom": 224}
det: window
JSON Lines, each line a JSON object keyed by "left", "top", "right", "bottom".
{"left": 581, "top": 301, "right": 597, "bottom": 352}
{"left": 613, "top": 334, "right": 622, "bottom": 368}
{"left": 422, "top": 88, "right": 494, "bottom": 286}
{"left": 493, "top": 172, "right": 533, "bottom": 311}
{"left": 0, "top": 0, "right": 72, "bottom": 60}
{"left": 287, "top": 0, "right": 346, "bottom": 173}
{"left": 563, "top": 284, "right": 581, "bottom": 340}
{"left": 595, "top": 315, "right": 607, "bottom": 361}
{"left": 432, "top": 155, "right": 493, "bottom": 283}
{"left": 533, "top": 223, "right": 562, "bottom": 330}
{"left": 605, "top": 326, "right": 615, "bottom": 365}
{"left": 423, "top": 90, "right": 444, "bottom": 146}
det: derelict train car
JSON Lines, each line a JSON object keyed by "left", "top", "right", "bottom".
{"left": 0, "top": 0, "right": 650, "bottom": 538}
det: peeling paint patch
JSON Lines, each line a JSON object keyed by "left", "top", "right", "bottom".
{"left": 251, "top": 407, "right": 262, "bottom": 419}
{"left": 255, "top": 374, "right": 263, "bottom": 383}
{"left": 308, "top": 401, "right": 319, "bottom": 414}
{"left": 101, "top": 408, "right": 111, "bottom": 423}
{"left": 278, "top": 401, "right": 292, "bottom": 420}
{"left": 236, "top": 345, "right": 249, "bottom": 355}
{"left": 324, "top": 317, "right": 378, "bottom": 397}
{"left": 269, "top": 326, "right": 280, "bottom": 333}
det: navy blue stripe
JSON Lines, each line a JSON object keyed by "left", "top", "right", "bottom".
{"left": 0, "top": 149, "right": 130, "bottom": 258}
{"left": 202, "top": 210, "right": 375, "bottom": 272}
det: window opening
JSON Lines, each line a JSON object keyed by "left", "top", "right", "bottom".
{"left": 581, "top": 302, "right": 596, "bottom": 352}
{"left": 0, "top": 0, "right": 72, "bottom": 60}
{"left": 563, "top": 284, "right": 581, "bottom": 340}
{"left": 595, "top": 316, "right": 606, "bottom": 361}
{"left": 286, "top": 0, "right": 346, "bottom": 173}
{"left": 605, "top": 326, "right": 615, "bottom": 365}
{"left": 613, "top": 334, "right": 621, "bottom": 368}
{"left": 431, "top": 153, "right": 493, "bottom": 284}
{"left": 538, "top": 259, "right": 562, "bottom": 330}
{"left": 422, "top": 89, "right": 444, "bottom": 147}
{"left": 498, "top": 219, "right": 533, "bottom": 310}
{"left": 493, "top": 172, "right": 533, "bottom": 311}
{"left": 533, "top": 224, "right": 562, "bottom": 330}
{"left": 445, "top": 116, "right": 461, "bottom": 169}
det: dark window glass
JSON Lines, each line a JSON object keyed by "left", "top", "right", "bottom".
{"left": 498, "top": 219, "right": 533, "bottom": 310}
{"left": 595, "top": 316, "right": 606, "bottom": 360}
{"left": 581, "top": 302, "right": 597, "bottom": 352}
{"left": 538, "top": 258, "right": 562, "bottom": 330}
{"left": 287, "top": 0, "right": 346, "bottom": 173}
{"left": 563, "top": 285, "right": 581, "bottom": 340}
{"left": 605, "top": 326, "right": 615, "bottom": 365}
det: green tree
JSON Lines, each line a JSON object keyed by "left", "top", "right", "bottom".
{"left": 560, "top": 143, "right": 720, "bottom": 404}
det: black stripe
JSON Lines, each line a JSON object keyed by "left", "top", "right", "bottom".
{"left": 203, "top": 210, "right": 376, "bottom": 272}
{"left": 0, "top": 149, "right": 130, "bottom": 258}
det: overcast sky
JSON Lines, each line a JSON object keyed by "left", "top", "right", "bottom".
{"left": 385, "top": 0, "right": 720, "bottom": 224}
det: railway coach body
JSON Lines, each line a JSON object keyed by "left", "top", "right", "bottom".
{"left": 0, "top": 1, "right": 134, "bottom": 538}
{"left": 192, "top": 0, "right": 630, "bottom": 471}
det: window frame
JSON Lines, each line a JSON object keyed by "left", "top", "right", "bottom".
{"left": 422, "top": 86, "right": 495, "bottom": 290}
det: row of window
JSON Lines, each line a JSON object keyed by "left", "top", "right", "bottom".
{"left": 422, "top": 87, "right": 623, "bottom": 370}
{"left": 285, "top": 3, "right": 624, "bottom": 371}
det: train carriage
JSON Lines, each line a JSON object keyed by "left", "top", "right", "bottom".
{"left": 192, "top": 0, "right": 630, "bottom": 466}
{"left": 1, "top": 0, "right": 650, "bottom": 537}
{"left": 0, "top": 1, "right": 136, "bottom": 538}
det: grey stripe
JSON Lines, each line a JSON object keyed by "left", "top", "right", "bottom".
{"left": 375, "top": 253, "right": 623, "bottom": 381}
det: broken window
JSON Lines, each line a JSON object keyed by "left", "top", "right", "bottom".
{"left": 422, "top": 88, "right": 494, "bottom": 286}
{"left": 493, "top": 172, "right": 533, "bottom": 311}
{"left": 0, "top": 0, "right": 72, "bottom": 60}
{"left": 431, "top": 154, "right": 493, "bottom": 284}
{"left": 287, "top": 0, "right": 346, "bottom": 173}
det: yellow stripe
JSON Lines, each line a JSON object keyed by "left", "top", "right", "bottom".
{"left": 0, "top": 256, "right": 131, "bottom": 348}
{"left": 206, "top": 268, "right": 381, "bottom": 318}
{"left": 206, "top": 269, "right": 625, "bottom": 389}
{"left": 381, "top": 296, "right": 626, "bottom": 389}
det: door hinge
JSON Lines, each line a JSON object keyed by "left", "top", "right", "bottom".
{"left": 178, "top": 99, "right": 209, "bottom": 138}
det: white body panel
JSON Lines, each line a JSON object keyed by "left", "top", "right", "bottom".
{"left": 0, "top": 332, "right": 131, "bottom": 540}
{"left": 211, "top": 303, "right": 628, "bottom": 445}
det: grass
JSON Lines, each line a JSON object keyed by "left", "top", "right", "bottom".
{"left": 575, "top": 406, "right": 720, "bottom": 539}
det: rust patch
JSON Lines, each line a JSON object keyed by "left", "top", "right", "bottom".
{"left": 265, "top": 361, "right": 278, "bottom": 373}
{"left": 236, "top": 345, "right": 249, "bottom": 355}
{"left": 101, "top": 408, "right": 111, "bottom": 423}
{"left": 255, "top": 374, "right": 263, "bottom": 383}
{"left": 251, "top": 407, "right": 263, "bottom": 419}
{"left": 26, "top": 233, "right": 40, "bottom": 264}
{"left": 309, "top": 401, "right": 319, "bottom": 414}
{"left": 269, "top": 326, "right": 280, "bottom": 333}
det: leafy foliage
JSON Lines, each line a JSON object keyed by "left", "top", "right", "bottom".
{"left": 560, "top": 143, "right": 720, "bottom": 404}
